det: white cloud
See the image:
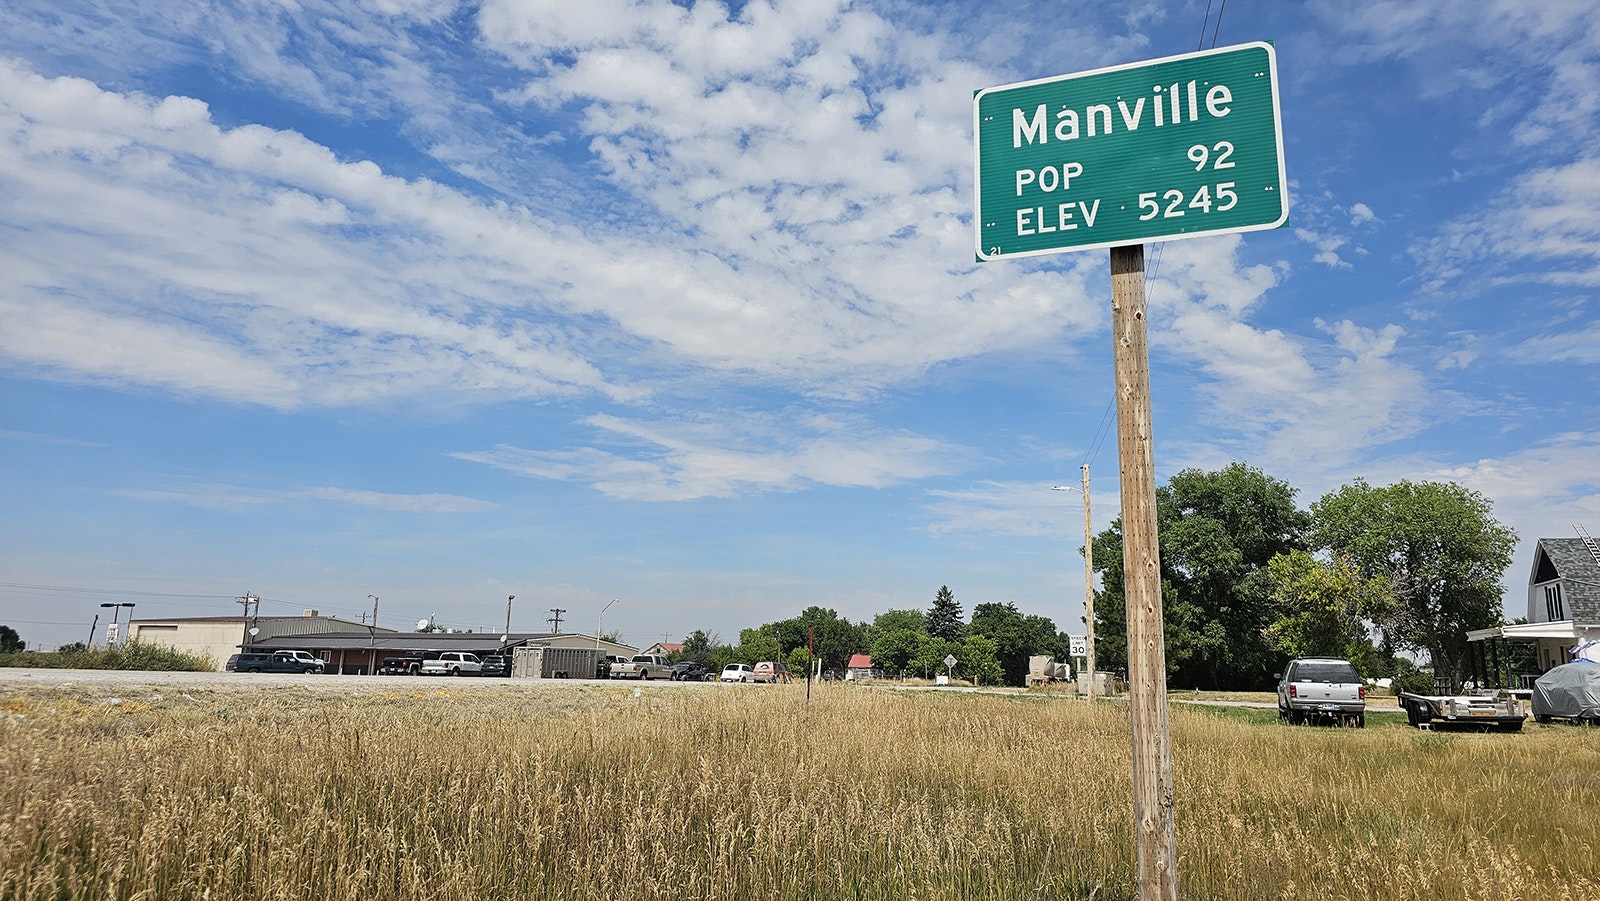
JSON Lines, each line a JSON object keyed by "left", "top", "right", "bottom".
{"left": 118, "top": 483, "right": 497, "bottom": 513}
{"left": 453, "top": 409, "right": 963, "bottom": 501}
{"left": 1416, "top": 158, "right": 1600, "bottom": 291}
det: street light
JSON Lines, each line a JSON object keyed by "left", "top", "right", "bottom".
{"left": 504, "top": 595, "right": 515, "bottom": 647}
{"left": 596, "top": 598, "right": 619, "bottom": 651}
{"left": 1053, "top": 463, "right": 1097, "bottom": 701}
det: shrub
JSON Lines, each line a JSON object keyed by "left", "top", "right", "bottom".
{"left": 0, "top": 640, "right": 214, "bottom": 672}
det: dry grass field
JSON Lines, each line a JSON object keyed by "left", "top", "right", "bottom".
{"left": 0, "top": 677, "right": 1595, "bottom": 900}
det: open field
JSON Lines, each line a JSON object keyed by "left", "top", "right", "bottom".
{"left": 0, "top": 670, "right": 1595, "bottom": 900}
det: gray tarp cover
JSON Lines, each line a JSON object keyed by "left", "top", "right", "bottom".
{"left": 1531, "top": 661, "right": 1600, "bottom": 719}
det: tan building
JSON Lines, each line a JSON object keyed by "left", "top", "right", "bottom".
{"left": 128, "top": 611, "right": 393, "bottom": 671}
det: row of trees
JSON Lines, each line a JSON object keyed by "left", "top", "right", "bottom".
{"left": 1091, "top": 464, "right": 1516, "bottom": 691}
{"left": 670, "top": 465, "right": 1516, "bottom": 692}
{"left": 668, "top": 586, "right": 1073, "bottom": 687}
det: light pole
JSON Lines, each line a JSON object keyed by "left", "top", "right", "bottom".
{"left": 1053, "top": 464, "right": 1097, "bottom": 701}
{"left": 596, "top": 598, "right": 619, "bottom": 651}
{"left": 504, "top": 595, "right": 515, "bottom": 647}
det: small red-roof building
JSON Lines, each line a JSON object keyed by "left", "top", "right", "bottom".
{"left": 642, "top": 641, "right": 684, "bottom": 657}
{"left": 846, "top": 653, "right": 881, "bottom": 681}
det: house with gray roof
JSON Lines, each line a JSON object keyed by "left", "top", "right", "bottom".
{"left": 1468, "top": 535, "right": 1600, "bottom": 684}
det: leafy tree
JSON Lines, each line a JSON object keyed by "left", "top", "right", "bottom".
{"left": 968, "top": 602, "right": 1065, "bottom": 686}
{"left": 1310, "top": 479, "right": 1515, "bottom": 689}
{"left": 910, "top": 635, "right": 958, "bottom": 679}
{"left": 926, "top": 585, "right": 965, "bottom": 642}
{"left": 1265, "top": 550, "right": 1392, "bottom": 663}
{"left": 736, "top": 626, "right": 782, "bottom": 664}
{"left": 0, "top": 625, "right": 24, "bottom": 653}
{"left": 956, "top": 634, "right": 1005, "bottom": 686}
{"left": 679, "top": 629, "right": 720, "bottom": 663}
{"left": 1093, "top": 462, "right": 1310, "bottom": 690}
{"left": 765, "top": 606, "right": 862, "bottom": 670}
{"left": 870, "top": 628, "right": 923, "bottom": 676}
{"left": 874, "top": 608, "right": 927, "bottom": 635}
{"left": 784, "top": 645, "right": 812, "bottom": 679}
{"left": 56, "top": 642, "right": 87, "bottom": 654}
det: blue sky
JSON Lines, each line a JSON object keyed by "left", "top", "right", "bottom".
{"left": 2, "top": 1, "right": 1597, "bottom": 652}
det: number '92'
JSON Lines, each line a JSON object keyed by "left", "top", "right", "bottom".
{"left": 1138, "top": 183, "right": 1237, "bottom": 221}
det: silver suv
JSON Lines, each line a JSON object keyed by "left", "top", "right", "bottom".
{"left": 1277, "top": 657, "right": 1365, "bottom": 727}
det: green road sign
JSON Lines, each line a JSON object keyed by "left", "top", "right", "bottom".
{"left": 974, "top": 42, "right": 1286, "bottom": 261}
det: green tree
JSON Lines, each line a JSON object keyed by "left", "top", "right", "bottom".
{"left": 1310, "top": 479, "right": 1516, "bottom": 689}
{"left": 678, "top": 629, "right": 719, "bottom": 663}
{"left": 0, "top": 625, "right": 24, "bottom": 653}
{"left": 1093, "top": 462, "right": 1311, "bottom": 690}
{"left": 784, "top": 645, "right": 812, "bottom": 679}
{"left": 910, "top": 635, "right": 958, "bottom": 679}
{"left": 736, "top": 626, "right": 782, "bottom": 664}
{"left": 766, "top": 606, "right": 862, "bottom": 670}
{"left": 1265, "top": 550, "right": 1392, "bottom": 663}
{"left": 926, "top": 585, "right": 965, "bottom": 642}
{"left": 870, "top": 628, "right": 923, "bottom": 677}
{"left": 956, "top": 634, "right": 1005, "bottom": 687}
{"left": 968, "top": 602, "right": 1065, "bottom": 687}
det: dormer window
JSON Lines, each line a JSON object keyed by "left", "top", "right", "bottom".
{"left": 1545, "top": 583, "right": 1565, "bottom": 621}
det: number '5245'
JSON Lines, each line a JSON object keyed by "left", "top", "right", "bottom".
{"left": 1137, "top": 183, "right": 1237, "bottom": 221}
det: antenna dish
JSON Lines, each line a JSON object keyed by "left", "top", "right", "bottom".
{"left": 416, "top": 619, "right": 430, "bottom": 630}
{"left": 248, "top": 627, "right": 260, "bottom": 636}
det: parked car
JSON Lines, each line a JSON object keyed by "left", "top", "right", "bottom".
{"left": 612, "top": 654, "right": 671, "bottom": 680}
{"left": 397, "top": 651, "right": 441, "bottom": 675}
{"left": 226, "top": 651, "right": 324, "bottom": 674}
{"left": 599, "top": 654, "right": 629, "bottom": 679}
{"left": 480, "top": 654, "right": 512, "bottom": 678}
{"left": 420, "top": 652, "right": 483, "bottom": 676}
{"left": 672, "top": 661, "right": 707, "bottom": 681}
{"left": 379, "top": 656, "right": 409, "bottom": 675}
{"left": 753, "top": 661, "right": 793, "bottom": 684}
{"left": 720, "top": 663, "right": 754, "bottom": 683}
{"left": 1277, "top": 657, "right": 1365, "bottom": 727}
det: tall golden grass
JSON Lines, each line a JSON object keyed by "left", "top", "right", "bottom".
{"left": 0, "top": 683, "right": 1594, "bottom": 900}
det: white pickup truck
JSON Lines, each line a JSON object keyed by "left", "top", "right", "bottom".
{"left": 611, "top": 654, "right": 671, "bottom": 680}
{"left": 420, "top": 652, "right": 482, "bottom": 676}
{"left": 1277, "top": 657, "right": 1366, "bottom": 727}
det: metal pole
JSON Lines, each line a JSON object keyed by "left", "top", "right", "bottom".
{"left": 87, "top": 614, "right": 99, "bottom": 650}
{"left": 504, "top": 595, "right": 514, "bottom": 641}
{"left": 1111, "top": 243, "right": 1177, "bottom": 901}
{"left": 369, "top": 594, "right": 380, "bottom": 675}
{"left": 1082, "top": 463, "right": 1096, "bottom": 702}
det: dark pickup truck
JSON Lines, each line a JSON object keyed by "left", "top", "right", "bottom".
{"left": 226, "top": 651, "right": 324, "bottom": 674}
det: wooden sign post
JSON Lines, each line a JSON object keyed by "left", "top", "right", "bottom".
{"left": 1111, "top": 244, "right": 1177, "bottom": 900}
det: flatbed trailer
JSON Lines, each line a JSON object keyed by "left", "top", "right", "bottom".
{"left": 1399, "top": 690, "right": 1526, "bottom": 732}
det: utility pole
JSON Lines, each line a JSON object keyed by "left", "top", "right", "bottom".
{"left": 1051, "top": 468, "right": 1096, "bottom": 701}
{"left": 504, "top": 595, "right": 515, "bottom": 643}
{"left": 237, "top": 593, "right": 260, "bottom": 651}
{"left": 368, "top": 594, "right": 379, "bottom": 675}
{"left": 86, "top": 613, "right": 99, "bottom": 650}
{"left": 1111, "top": 243, "right": 1177, "bottom": 901}
{"left": 546, "top": 608, "right": 566, "bottom": 634}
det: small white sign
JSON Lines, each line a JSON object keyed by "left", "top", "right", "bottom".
{"left": 944, "top": 654, "right": 957, "bottom": 669}
{"left": 1069, "top": 634, "right": 1088, "bottom": 656}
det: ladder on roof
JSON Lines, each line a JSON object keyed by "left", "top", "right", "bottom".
{"left": 1577, "top": 524, "right": 1600, "bottom": 567}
